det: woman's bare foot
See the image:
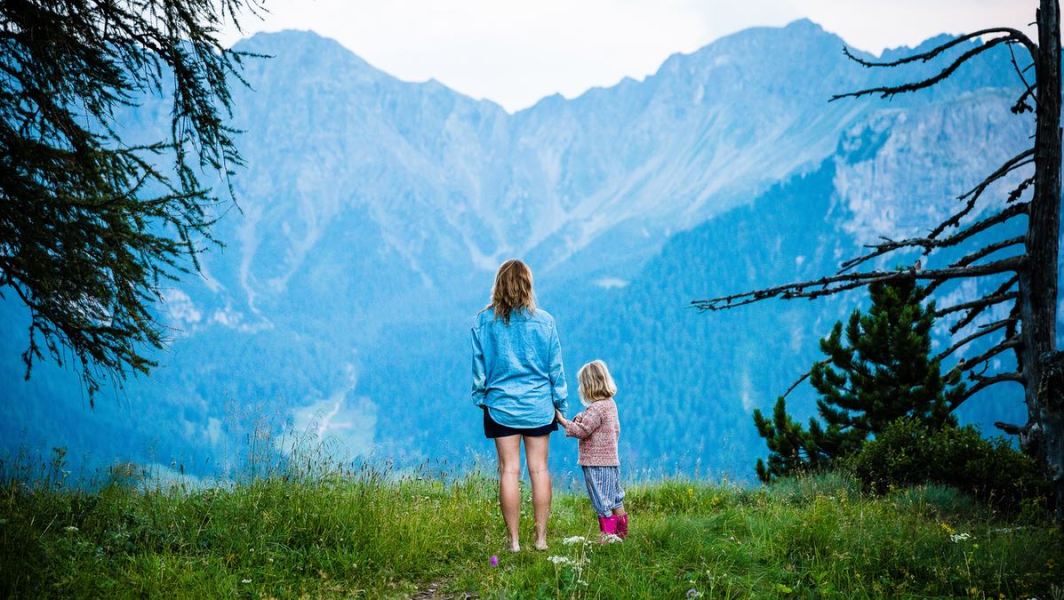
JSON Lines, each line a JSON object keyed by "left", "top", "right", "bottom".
{"left": 534, "top": 539, "right": 548, "bottom": 551}
{"left": 509, "top": 539, "right": 521, "bottom": 552}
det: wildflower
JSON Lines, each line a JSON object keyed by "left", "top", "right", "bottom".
{"left": 548, "top": 556, "right": 574, "bottom": 566}
{"left": 489, "top": 555, "right": 498, "bottom": 567}
{"left": 950, "top": 532, "right": 972, "bottom": 543}
{"left": 63, "top": 526, "right": 78, "bottom": 533}
{"left": 562, "top": 536, "right": 587, "bottom": 545}
{"left": 241, "top": 578, "right": 251, "bottom": 584}
{"left": 603, "top": 534, "right": 623, "bottom": 543}
{"left": 686, "top": 589, "right": 703, "bottom": 598}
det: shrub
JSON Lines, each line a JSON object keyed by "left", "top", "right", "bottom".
{"left": 847, "top": 419, "right": 1047, "bottom": 510}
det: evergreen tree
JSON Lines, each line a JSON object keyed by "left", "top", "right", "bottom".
{"left": 0, "top": 0, "right": 263, "bottom": 401}
{"left": 753, "top": 279, "right": 965, "bottom": 482}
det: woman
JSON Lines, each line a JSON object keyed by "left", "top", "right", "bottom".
{"left": 471, "top": 259, "right": 568, "bottom": 551}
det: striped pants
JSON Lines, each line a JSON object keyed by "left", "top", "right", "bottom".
{"left": 581, "top": 465, "right": 625, "bottom": 517}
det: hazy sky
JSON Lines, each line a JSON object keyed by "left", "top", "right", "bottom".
{"left": 221, "top": 0, "right": 1034, "bottom": 112}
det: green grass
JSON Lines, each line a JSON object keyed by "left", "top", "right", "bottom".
{"left": 1, "top": 469, "right": 1061, "bottom": 599}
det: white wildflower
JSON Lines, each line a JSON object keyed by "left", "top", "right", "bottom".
{"left": 241, "top": 578, "right": 252, "bottom": 584}
{"left": 950, "top": 532, "right": 972, "bottom": 543}
{"left": 548, "top": 555, "right": 575, "bottom": 566}
{"left": 687, "top": 589, "right": 704, "bottom": 599}
{"left": 562, "top": 535, "right": 587, "bottom": 545}
{"left": 602, "top": 534, "right": 623, "bottom": 544}
{"left": 63, "top": 526, "right": 78, "bottom": 533}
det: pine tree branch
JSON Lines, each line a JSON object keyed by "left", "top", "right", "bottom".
{"left": 831, "top": 36, "right": 1023, "bottom": 102}
{"left": 693, "top": 256, "right": 1026, "bottom": 311}
{"left": 779, "top": 360, "right": 831, "bottom": 400}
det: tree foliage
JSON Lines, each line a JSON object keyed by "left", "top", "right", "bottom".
{"left": 754, "top": 280, "right": 964, "bottom": 482}
{"left": 0, "top": 0, "right": 262, "bottom": 400}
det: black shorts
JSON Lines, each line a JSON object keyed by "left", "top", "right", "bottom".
{"left": 482, "top": 407, "right": 558, "bottom": 439}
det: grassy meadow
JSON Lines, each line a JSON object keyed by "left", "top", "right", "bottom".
{"left": 1, "top": 464, "right": 1062, "bottom": 599}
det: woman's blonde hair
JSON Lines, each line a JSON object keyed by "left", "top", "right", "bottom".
{"left": 578, "top": 360, "right": 617, "bottom": 405}
{"left": 489, "top": 259, "right": 536, "bottom": 324}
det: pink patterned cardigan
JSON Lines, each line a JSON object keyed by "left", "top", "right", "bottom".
{"left": 562, "top": 398, "right": 620, "bottom": 466}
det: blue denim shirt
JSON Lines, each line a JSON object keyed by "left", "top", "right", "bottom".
{"left": 471, "top": 307, "right": 569, "bottom": 428}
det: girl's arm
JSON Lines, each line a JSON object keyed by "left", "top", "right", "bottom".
{"left": 562, "top": 405, "right": 603, "bottom": 439}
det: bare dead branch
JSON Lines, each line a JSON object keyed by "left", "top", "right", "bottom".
{"left": 839, "top": 202, "right": 1029, "bottom": 274}
{"left": 952, "top": 371, "right": 1025, "bottom": 408}
{"left": 840, "top": 29, "right": 1036, "bottom": 69}
{"left": 1007, "top": 176, "right": 1035, "bottom": 203}
{"left": 935, "top": 291, "right": 1018, "bottom": 318}
{"left": 994, "top": 420, "right": 1027, "bottom": 435}
{"left": 949, "top": 237, "right": 1025, "bottom": 269}
{"left": 693, "top": 256, "right": 1026, "bottom": 311}
{"left": 949, "top": 276, "right": 1020, "bottom": 334}
{"left": 1008, "top": 42, "right": 1037, "bottom": 114}
{"left": 946, "top": 336, "right": 1021, "bottom": 379}
{"left": 831, "top": 36, "right": 1018, "bottom": 102}
{"left": 927, "top": 148, "right": 1035, "bottom": 240}
{"left": 935, "top": 318, "right": 1016, "bottom": 362}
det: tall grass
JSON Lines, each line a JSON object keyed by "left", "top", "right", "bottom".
{"left": 1, "top": 462, "right": 1061, "bottom": 599}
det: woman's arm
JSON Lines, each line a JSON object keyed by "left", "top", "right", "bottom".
{"left": 548, "top": 322, "right": 569, "bottom": 413}
{"left": 471, "top": 326, "right": 487, "bottom": 406}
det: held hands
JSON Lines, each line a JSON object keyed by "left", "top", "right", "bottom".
{"left": 555, "top": 409, "right": 568, "bottom": 426}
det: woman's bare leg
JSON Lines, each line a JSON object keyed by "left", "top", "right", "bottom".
{"left": 494, "top": 435, "right": 522, "bottom": 551}
{"left": 523, "top": 434, "right": 552, "bottom": 550}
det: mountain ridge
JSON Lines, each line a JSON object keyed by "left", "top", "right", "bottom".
{"left": 0, "top": 19, "right": 1033, "bottom": 480}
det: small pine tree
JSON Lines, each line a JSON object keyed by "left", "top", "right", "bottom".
{"left": 753, "top": 278, "right": 965, "bottom": 482}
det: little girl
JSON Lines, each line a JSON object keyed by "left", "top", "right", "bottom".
{"left": 555, "top": 360, "right": 628, "bottom": 541}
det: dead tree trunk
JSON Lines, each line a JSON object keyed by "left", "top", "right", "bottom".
{"left": 1024, "top": 0, "right": 1064, "bottom": 513}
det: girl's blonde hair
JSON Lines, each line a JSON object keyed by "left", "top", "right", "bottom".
{"left": 578, "top": 360, "right": 617, "bottom": 405}
{"left": 489, "top": 259, "right": 536, "bottom": 324}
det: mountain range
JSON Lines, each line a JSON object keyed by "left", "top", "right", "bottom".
{"left": 0, "top": 19, "right": 1039, "bottom": 482}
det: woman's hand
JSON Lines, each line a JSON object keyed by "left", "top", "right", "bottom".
{"left": 555, "top": 409, "right": 568, "bottom": 425}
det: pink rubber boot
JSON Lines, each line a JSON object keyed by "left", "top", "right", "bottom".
{"left": 598, "top": 515, "right": 618, "bottom": 539}
{"left": 616, "top": 514, "right": 629, "bottom": 539}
